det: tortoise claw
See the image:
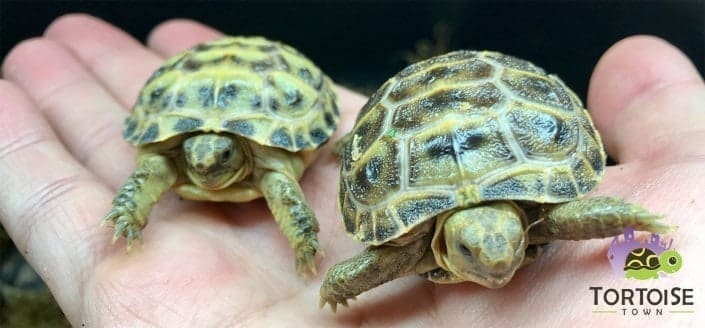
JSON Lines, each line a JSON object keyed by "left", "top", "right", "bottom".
{"left": 295, "top": 238, "right": 323, "bottom": 277}
{"left": 101, "top": 209, "right": 119, "bottom": 227}
{"left": 319, "top": 289, "right": 355, "bottom": 313}
{"left": 319, "top": 296, "right": 355, "bottom": 313}
{"left": 319, "top": 298, "right": 338, "bottom": 313}
{"left": 103, "top": 202, "right": 145, "bottom": 252}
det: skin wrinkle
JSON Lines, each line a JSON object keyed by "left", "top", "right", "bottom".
{"left": 0, "top": 80, "right": 105, "bottom": 324}
{"left": 203, "top": 287, "right": 256, "bottom": 327}
{"left": 102, "top": 216, "right": 285, "bottom": 326}
{"left": 630, "top": 78, "right": 705, "bottom": 107}
{"left": 75, "top": 117, "right": 124, "bottom": 165}
{"left": 68, "top": 228, "right": 106, "bottom": 316}
{"left": 92, "top": 254, "right": 212, "bottom": 327}
{"left": 48, "top": 33, "right": 157, "bottom": 112}
{"left": 0, "top": 131, "right": 51, "bottom": 162}
{"left": 95, "top": 281, "right": 161, "bottom": 328}
{"left": 632, "top": 131, "right": 705, "bottom": 167}
{"left": 3, "top": 40, "right": 133, "bottom": 184}
{"left": 5, "top": 40, "right": 85, "bottom": 104}
{"left": 16, "top": 174, "right": 83, "bottom": 249}
{"left": 32, "top": 76, "right": 125, "bottom": 167}
{"left": 611, "top": 80, "right": 705, "bottom": 160}
{"left": 45, "top": 15, "right": 161, "bottom": 108}
{"left": 236, "top": 287, "right": 309, "bottom": 328}
{"left": 0, "top": 81, "right": 59, "bottom": 163}
{"left": 208, "top": 298, "right": 241, "bottom": 328}
{"left": 15, "top": 174, "right": 95, "bottom": 322}
{"left": 113, "top": 279, "right": 188, "bottom": 324}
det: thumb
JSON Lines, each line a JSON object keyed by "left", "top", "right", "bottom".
{"left": 587, "top": 35, "right": 705, "bottom": 164}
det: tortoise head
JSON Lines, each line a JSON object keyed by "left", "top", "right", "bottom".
{"left": 434, "top": 202, "right": 527, "bottom": 288}
{"left": 659, "top": 249, "right": 683, "bottom": 274}
{"left": 183, "top": 134, "right": 253, "bottom": 190}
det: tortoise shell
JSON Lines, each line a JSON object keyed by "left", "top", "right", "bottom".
{"left": 339, "top": 50, "right": 606, "bottom": 245}
{"left": 624, "top": 248, "right": 660, "bottom": 271}
{"left": 124, "top": 36, "right": 339, "bottom": 152}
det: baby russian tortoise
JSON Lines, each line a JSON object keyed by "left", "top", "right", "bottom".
{"left": 103, "top": 36, "right": 339, "bottom": 276}
{"left": 320, "top": 50, "right": 667, "bottom": 310}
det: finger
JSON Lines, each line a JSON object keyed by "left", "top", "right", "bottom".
{"left": 44, "top": 14, "right": 164, "bottom": 108}
{"left": 587, "top": 35, "right": 705, "bottom": 163}
{"left": 147, "top": 19, "right": 223, "bottom": 56}
{"left": 330, "top": 86, "right": 368, "bottom": 139}
{"left": 2, "top": 37, "right": 135, "bottom": 187}
{"left": 0, "top": 80, "right": 113, "bottom": 323}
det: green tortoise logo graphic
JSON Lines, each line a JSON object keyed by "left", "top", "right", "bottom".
{"left": 623, "top": 248, "right": 682, "bottom": 280}
{"left": 608, "top": 228, "right": 682, "bottom": 280}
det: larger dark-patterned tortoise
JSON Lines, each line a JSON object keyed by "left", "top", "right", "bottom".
{"left": 103, "top": 36, "right": 339, "bottom": 275}
{"left": 320, "top": 50, "right": 668, "bottom": 309}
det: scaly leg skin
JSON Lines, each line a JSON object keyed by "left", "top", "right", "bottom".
{"left": 103, "top": 153, "right": 177, "bottom": 250}
{"left": 259, "top": 171, "right": 321, "bottom": 276}
{"left": 320, "top": 233, "right": 431, "bottom": 312}
{"left": 527, "top": 197, "right": 670, "bottom": 244}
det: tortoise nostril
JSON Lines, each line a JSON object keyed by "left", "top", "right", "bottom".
{"left": 195, "top": 163, "right": 205, "bottom": 171}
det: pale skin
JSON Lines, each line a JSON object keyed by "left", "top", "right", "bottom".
{"left": 0, "top": 14, "right": 703, "bottom": 326}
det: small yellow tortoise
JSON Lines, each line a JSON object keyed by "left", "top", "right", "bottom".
{"left": 103, "top": 36, "right": 339, "bottom": 275}
{"left": 320, "top": 50, "right": 668, "bottom": 309}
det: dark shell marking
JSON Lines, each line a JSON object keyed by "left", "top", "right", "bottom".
{"left": 124, "top": 36, "right": 339, "bottom": 152}
{"left": 624, "top": 248, "right": 660, "bottom": 271}
{"left": 340, "top": 50, "right": 606, "bottom": 244}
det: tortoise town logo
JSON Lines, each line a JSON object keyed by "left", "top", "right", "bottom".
{"left": 589, "top": 228, "right": 695, "bottom": 316}
{"left": 607, "top": 227, "right": 682, "bottom": 279}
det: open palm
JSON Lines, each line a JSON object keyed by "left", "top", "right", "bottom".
{"left": 1, "top": 15, "right": 703, "bottom": 326}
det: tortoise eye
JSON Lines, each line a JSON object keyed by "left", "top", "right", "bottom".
{"left": 221, "top": 149, "right": 232, "bottom": 162}
{"left": 668, "top": 256, "right": 678, "bottom": 265}
{"left": 459, "top": 244, "right": 474, "bottom": 259}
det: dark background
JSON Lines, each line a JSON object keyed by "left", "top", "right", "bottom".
{"left": 1, "top": 0, "right": 703, "bottom": 99}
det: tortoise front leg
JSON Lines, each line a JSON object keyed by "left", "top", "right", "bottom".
{"left": 258, "top": 171, "right": 321, "bottom": 276}
{"left": 103, "top": 153, "right": 177, "bottom": 249}
{"left": 320, "top": 233, "right": 431, "bottom": 312}
{"left": 528, "top": 197, "right": 670, "bottom": 244}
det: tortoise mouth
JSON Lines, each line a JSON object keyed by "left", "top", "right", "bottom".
{"left": 188, "top": 167, "right": 238, "bottom": 190}
{"left": 486, "top": 273, "right": 513, "bottom": 287}
{"left": 442, "top": 255, "right": 516, "bottom": 288}
{"left": 471, "top": 270, "right": 514, "bottom": 288}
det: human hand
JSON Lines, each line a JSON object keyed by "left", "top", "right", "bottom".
{"left": 1, "top": 14, "right": 702, "bottom": 326}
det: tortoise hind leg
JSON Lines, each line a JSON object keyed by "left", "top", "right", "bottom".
{"left": 320, "top": 233, "right": 431, "bottom": 312}
{"left": 527, "top": 197, "right": 669, "bottom": 244}
{"left": 103, "top": 152, "right": 177, "bottom": 249}
{"left": 259, "top": 171, "right": 322, "bottom": 276}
